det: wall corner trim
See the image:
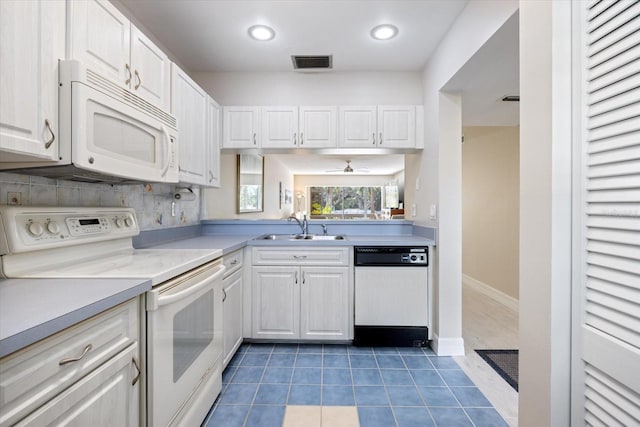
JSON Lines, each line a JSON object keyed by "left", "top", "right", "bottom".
{"left": 462, "top": 273, "right": 519, "bottom": 313}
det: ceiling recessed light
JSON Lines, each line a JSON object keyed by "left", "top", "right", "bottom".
{"left": 371, "top": 24, "right": 398, "bottom": 41}
{"left": 248, "top": 25, "right": 275, "bottom": 41}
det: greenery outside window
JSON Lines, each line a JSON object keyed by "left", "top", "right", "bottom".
{"left": 309, "top": 186, "right": 382, "bottom": 219}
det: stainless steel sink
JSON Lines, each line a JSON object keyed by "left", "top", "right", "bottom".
{"left": 256, "top": 234, "right": 346, "bottom": 241}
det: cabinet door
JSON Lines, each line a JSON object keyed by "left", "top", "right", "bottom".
{"left": 222, "top": 107, "right": 260, "bottom": 148}
{"left": 15, "top": 343, "right": 140, "bottom": 427}
{"left": 261, "top": 106, "right": 298, "bottom": 148}
{"left": 130, "top": 25, "right": 170, "bottom": 109}
{"left": 252, "top": 266, "right": 299, "bottom": 339}
{"left": 299, "top": 106, "right": 337, "bottom": 148}
{"left": 338, "top": 106, "right": 377, "bottom": 148}
{"left": 0, "top": 0, "right": 65, "bottom": 162}
{"left": 300, "top": 267, "right": 350, "bottom": 340}
{"left": 377, "top": 106, "right": 416, "bottom": 148}
{"left": 69, "top": 0, "right": 131, "bottom": 87}
{"left": 223, "top": 269, "right": 243, "bottom": 367}
{"left": 171, "top": 64, "right": 208, "bottom": 185}
{"left": 206, "top": 96, "right": 221, "bottom": 187}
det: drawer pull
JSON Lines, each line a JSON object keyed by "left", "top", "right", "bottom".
{"left": 44, "top": 119, "right": 55, "bottom": 149}
{"left": 59, "top": 344, "right": 92, "bottom": 366}
{"left": 132, "top": 357, "right": 141, "bottom": 386}
{"left": 293, "top": 255, "right": 307, "bottom": 259}
{"left": 230, "top": 260, "right": 238, "bottom": 265}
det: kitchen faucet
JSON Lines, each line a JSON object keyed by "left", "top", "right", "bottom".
{"left": 288, "top": 214, "right": 308, "bottom": 235}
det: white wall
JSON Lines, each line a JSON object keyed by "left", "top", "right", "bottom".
{"left": 462, "top": 126, "right": 519, "bottom": 300}
{"left": 203, "top": 154, "right": 294, "bottom": 219}
{"left": 519, "top": 1, "right": 573, "bottom": 425}
{"left": 192, "top": 71, "right": 423, "bottom": 106}
{"left": 414, "top": 0, "right": 519, "bottom": 355}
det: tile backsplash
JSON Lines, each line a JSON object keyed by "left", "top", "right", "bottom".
{"left": 0, "top": 172, "right": 201, "bottom": 231}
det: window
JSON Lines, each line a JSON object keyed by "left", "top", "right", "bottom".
{"left": 308, "top": 186, "right": 382, "bottom": 219}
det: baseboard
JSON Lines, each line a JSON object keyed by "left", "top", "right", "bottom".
{"left": 462, "top": 274, "right": 519, "bottom": 313}
{"left": 432, "top": 334, "right": 465, "bottom": 356}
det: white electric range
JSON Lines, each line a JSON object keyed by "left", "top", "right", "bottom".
{"left": 0, "top": 206, "right": 225, "bottom": 427}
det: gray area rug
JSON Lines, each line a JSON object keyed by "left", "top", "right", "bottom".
{"left": 475, "top": 349, "right": 519, "bottom": 391}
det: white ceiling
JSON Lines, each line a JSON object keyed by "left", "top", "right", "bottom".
{"left": 444, "top": 11, "right": 520, "bottom": 127}
{"left": 118, "top": 0, "right": 468, "bottom": 72}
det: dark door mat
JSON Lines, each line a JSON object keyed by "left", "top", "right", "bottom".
{"left": 475, "top": 349, "right": 519, "bottom": 391}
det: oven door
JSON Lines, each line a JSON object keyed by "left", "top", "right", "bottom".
{"left": 71, "top": 81, "right": 179, "bottom": 183}
{"left": 146, "top": 260, "right": 224, "bottom": 427}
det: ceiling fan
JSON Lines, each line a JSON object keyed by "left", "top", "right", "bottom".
{"left": 325, "top": 160, "right": 370, "bottom": 173}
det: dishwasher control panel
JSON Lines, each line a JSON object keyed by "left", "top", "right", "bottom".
{"left": 355, "top": 247, "right": 428, "bottom": 266}
{"left": 401, "top": 252, "right": 427, "bottom": 264}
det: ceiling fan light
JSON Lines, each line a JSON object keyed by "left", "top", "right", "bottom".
{"left": 344, "top": 160, "right": 354, "bottom": 173}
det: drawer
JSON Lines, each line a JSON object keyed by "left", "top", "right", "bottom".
{"left": 0, "top": 298, "right": 139, "bottom": 426}
{"left": 223, "top": 249, "right": 244, "bottom": 276}
{"left": 252, "top": 247, "right": 349, "bottom": 266}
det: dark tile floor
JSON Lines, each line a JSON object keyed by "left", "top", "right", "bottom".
{"left": 202, "top": 343, "right": 508, "bottom": 427}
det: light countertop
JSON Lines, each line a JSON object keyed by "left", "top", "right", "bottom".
{"left": 0, "top": 278, "right": 150, "bottom": 358}
{"left": 1, "top": 232, "right": 433, "bottom": 358}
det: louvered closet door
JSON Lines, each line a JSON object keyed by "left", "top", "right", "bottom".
{"left": 574, "top": 1, "right": 640, "bottom": 425}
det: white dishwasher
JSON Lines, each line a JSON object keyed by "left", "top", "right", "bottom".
{"left": 354, "top": 246, "right": 430, "bottom": 347}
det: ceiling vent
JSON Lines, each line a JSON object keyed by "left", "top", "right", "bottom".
{"left": 291, "top": 55, "right": 333, "bottom": 71}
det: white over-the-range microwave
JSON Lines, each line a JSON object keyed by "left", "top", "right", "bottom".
{"left": 2, "top": 60, "right": 179, "bottom": 183}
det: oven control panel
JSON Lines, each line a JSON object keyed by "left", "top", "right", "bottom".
{"left": 0, "top": 206, "right": 139, "bottom": 254}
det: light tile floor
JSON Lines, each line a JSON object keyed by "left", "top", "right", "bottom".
{"left": 202, "top": 343, "right": 509, "bottom": 427}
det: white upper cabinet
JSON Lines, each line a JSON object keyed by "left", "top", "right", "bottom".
{"left": 252, "top": 106, "right": 337, "bottom": 149}
{"left": 171, "top": 64, "right": 208, "bottom": 185}
{"left": 261, "top": 106, "right": 298, "bottom": 148}
{"left": 130, "top": 26, "right": 171, "bottom": 110}
{"left": 0, "top": 0, "right": 65, "bottom": 162}
{"left": 222, "top": 107, "right": 261, "bottom": 149}
{"left": 338, "top": 106, "right": 377, "bottom": 148}
{"left": 377, "top": 105, "right": 416, "bottom": 148}
{"left": 207, "top": 96, "right": 221, "bottom": 187}
{"left": 339, "top": 105, "right": 420, "bottom": 148}
{"left": 299, "top": 106, "right": 337, "bottom": 148}
{"left": 69, "top": 0, "right": 170, "bottom": 110}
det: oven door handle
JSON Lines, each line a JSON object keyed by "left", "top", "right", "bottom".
{"left": 147, "top": 264, "right": 225, "bottom": 310}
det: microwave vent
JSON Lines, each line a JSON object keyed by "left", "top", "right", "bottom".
{"left": 85, "top": 69, "right": 177, "bottom": 128}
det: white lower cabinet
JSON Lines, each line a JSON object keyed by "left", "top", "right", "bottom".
{"left": 15, "top": 343, "right": 139, "bottom": 427}
{"left": 222, "top": 249, "right": 244, "bottom": 368}
{"left": 251, "top": 247, "right": 352, "bottom": 341}
{"left": 0, "top": 299, "right": 140, "bottom": 427}
{"left": 223, "top": 269, "right": 244, "bottom": 367}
